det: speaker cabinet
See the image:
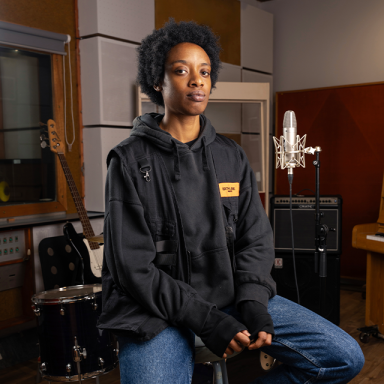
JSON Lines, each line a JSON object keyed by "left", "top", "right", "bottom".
{"left": 270, "top": 195, "right": 342, "bottom": 254}
{"left": 271, "top": 254, "right": 340, "bottom": 325}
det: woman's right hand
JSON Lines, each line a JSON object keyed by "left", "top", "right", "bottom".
{"left": 223, "top": 330, "right": 251, "bottom": 358}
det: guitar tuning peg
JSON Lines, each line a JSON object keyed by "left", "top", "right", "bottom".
{"left": 39, "top": 122, "right": 47, "bottom": 127}
{"left": 41, "top": 141, "right": 50, "bottom": 149}
{"left": 40, "top": 134, "right": 47, "bottom": 141}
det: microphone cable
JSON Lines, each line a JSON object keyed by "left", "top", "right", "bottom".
{"left": 288, "top": 173, "right": 300, "bottom": 305}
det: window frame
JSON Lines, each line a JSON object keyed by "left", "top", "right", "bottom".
{"left": 0, "top": 46, "right": 67, "bottom": 219}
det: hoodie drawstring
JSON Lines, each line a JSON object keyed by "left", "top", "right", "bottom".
{"left": 202, "top": 136, "right": 210, "bottom": 172}
{"left": 172, "top": 140, "right": 181, "bottom": 181}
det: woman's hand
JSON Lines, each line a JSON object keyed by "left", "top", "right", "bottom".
{"left": 222, "top": 330, "right": 251, "bottom": 358}
{"left": 248, "top": 331, "right": 272, "bottom": 350}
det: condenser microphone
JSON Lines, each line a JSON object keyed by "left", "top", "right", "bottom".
{"left": 273, "top": 110, "right": 316, "bottom": 183}
{"left": 283, "top": 111, "right": 298, "bottom": 175}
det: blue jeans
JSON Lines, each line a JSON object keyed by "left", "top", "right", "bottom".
{"left": 118, "top": 295, "right": 364, "bottom": 384}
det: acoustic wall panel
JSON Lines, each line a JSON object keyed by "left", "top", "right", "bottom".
{"left": 241, "top": 4, "right": 273, "bottom": 74}
{"left": 78, "top": 0, "right": 154, "bottom": 43}
{"left": 83, "top": 127, "right": 131, "bottom": 212}
{"left": 218, "top": 63, "right": 242, "bottom": 82}
{"left": 80, "top": 37, "right": 138, "bottom": 126}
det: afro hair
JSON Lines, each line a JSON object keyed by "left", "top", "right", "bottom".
{"left": 137, "top": 19, "right": 222, "bottom": 107}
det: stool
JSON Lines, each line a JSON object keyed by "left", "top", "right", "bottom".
{"left": 195, "top": 336, "right": 275, "bottom": 384}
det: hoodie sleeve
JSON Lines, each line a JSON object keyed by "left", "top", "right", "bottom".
{"left": 104, "top": 153, "right": 246, "bottom": 357}
{"left": 234, "top": 145, "right": 277, "bottom": 313}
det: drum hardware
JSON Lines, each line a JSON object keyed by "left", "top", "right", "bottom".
{"left": 33, "top": 307, "right": 41, "bottom": 316}
{"left": 60, "top": 304, "right": 65, "bottom": 316}
{"left": 73, "top": 336, "right": 86, "bottom": 382}
{"left": 113, "top": 347, "right": 119, "bottom": 357}
{"left": 73, "top": 336, "right": 87, "bottom": 362}
{"left": 41, "top": 362, "right": 47, "bottom": 371}
{"left": 92, "top": 300, "right": 98, "bottom": 310}
{"left": 66, "top": 363, "right": 72, "bottom": 378}
{"left": 98, "top": 357, "right": 104, "bottom": 367}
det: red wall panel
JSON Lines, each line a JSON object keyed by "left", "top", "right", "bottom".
{"left": 275, "top": 83, "right": 384, "bottom": 280}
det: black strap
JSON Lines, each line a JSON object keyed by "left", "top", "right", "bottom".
{"left": 155, "top": 240, "right": 178, "bottom": 253}
{"left": 153, "top": 240, "right": 178, "bottom": 266}
{"left": 154, "top": 253, "right": 177, "bottom": 266}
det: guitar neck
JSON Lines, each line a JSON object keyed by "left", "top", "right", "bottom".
{"left": 57, "top": 153, "right": 98, "bottom": 246}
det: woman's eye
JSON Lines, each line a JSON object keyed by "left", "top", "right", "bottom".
{"left": 202, "top": 71, "right": 210, "bottom": 76}
{"left": 176, "top": 69, "right": 187, "bottom": 74}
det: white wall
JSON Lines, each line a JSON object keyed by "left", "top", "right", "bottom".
{"left": 261, "top": 0, "right": 384, "bottom": 92}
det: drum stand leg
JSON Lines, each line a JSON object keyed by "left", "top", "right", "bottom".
{"left": 95, "top": 377, "right": 100, "bottom": 384}
{"left": 35, "top": 364, "right": 42, "bottom": 384}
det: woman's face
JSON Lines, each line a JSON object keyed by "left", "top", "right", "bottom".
{"left": 160, "top": 42, "right": 212, "bottom": 116}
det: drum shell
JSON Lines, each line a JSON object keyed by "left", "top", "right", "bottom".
{"left": 34, "top": 287, "right": 117, "bottom": 379}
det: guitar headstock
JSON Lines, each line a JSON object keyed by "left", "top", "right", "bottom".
{"left": 40, "top": 119, "right": 64, "bottom": 154}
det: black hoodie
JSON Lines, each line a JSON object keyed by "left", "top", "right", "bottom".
{"left": 97, "top": 113, "right": 276, "bottom": 357}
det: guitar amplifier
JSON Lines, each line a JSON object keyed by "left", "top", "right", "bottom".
{"left": 270, "top": 195, "right": 342, "bottom": 255}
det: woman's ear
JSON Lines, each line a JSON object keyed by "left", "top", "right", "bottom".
{"left": 153, "top": 84, "right": 162, "bottom": 92}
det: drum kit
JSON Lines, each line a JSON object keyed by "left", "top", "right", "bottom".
{"left": 31, "top": 235, "right": 117, "bottom": 383}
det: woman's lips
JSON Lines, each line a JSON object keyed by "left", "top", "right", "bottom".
{"left": 187, "top": 91, "right": 206, "bottom": 102}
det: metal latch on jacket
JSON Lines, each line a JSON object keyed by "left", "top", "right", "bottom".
{"left": 139, "top": 158, "right": 151, "bottom": 182}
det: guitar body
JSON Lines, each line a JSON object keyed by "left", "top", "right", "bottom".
{"left": 83, "top": 239, "right": 103, "bottom": 278}
{"left": 63, "top": 222, "right": 102, "bottom": 284}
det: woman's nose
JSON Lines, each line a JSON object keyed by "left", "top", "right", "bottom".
{"left": 188, "top": 70, "right": 204, "bottom": 87}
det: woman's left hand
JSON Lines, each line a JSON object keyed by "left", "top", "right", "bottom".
{"left": 248, "top": 331, "right": 272, "bottom": 350}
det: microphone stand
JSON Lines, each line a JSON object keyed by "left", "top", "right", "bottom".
{"left": 313, "top": 147, "right": 333, "bottom": 318}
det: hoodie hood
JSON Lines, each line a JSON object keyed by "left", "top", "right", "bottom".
{"left": 130, "top": 113, "right": 216, "bottom": 180}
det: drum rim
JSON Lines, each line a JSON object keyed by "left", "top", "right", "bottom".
{"left": 31, "top": 284, "right": 102, "bottom": 304}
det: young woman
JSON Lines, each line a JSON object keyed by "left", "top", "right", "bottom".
{"left": 98, "top": 20, "right": 364, "bottom": 384}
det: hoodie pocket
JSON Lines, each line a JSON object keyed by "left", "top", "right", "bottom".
{"left": 190, "top": 247, "right": 235, "bottom": 306}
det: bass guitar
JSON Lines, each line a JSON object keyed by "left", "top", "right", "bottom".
{"left": 41, "top": 119, "right": 103, "bottom": 278}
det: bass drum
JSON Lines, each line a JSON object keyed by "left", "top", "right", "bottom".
{"left": 32, "top": 284, "right": 117, "bottom": 381}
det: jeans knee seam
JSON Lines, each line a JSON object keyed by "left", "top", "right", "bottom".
{"left": 304, "top": 367, "right": 326, "bottom": 384}
{"left": 273, "top": 337, "right": 322, "bottom": 368}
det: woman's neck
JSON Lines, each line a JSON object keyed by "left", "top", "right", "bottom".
{"left": 159, "top": 113, "right": 200, "bottom": 143}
